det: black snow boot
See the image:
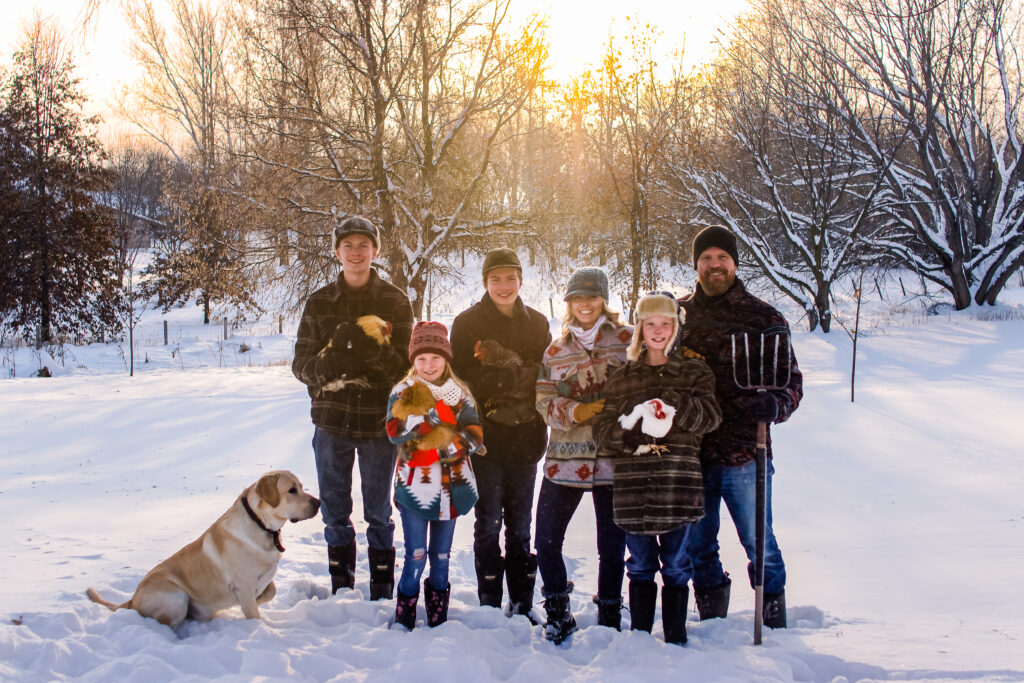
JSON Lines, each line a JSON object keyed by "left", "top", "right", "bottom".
{"left": 594, "top": 594, "right": 623, "bottom": 631}
{"left": 628, "top": 580, "right": 658, "bottom": 633}
{"left": 542, "top": 587, "right": 578, "bottom": 645}
{"left": 424, "top": 579, "right": 451, "bottom": 628}
{"left": 328, "top": 542, "right": 357, "bottom": 594}
{"left": 392, "top": 589, "right": 418, "bottom": 630}
{"left": 694, "top": 576, "right": 731, "bottom": 620}
{"left": 368, "top": 546, "right": 395, "bottom": 601}
{"left": 763, "top": 590, "right": 787, "bottom": 629}
{"left": 662, "top": 584, "right": 689, "bottom": 645}
{"left": 475, "top": 556, "right": 504, "bottom": 608}
{"left": 505, "top": 554, "right": 539, "bottom": 623}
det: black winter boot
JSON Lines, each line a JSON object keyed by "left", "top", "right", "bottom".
{"left": 662, "top": 584, "right": 689, "bottom": 645}
{"left": 505, "top": 554, "right": 539, "bottom": 623}
{"left": 392, "top": 589, "right": 418, "bottom": 630}
{"left": 628, "top": 580, "right": 657, "bottom": 633}
{"left": 424, "top": 579, "right": 451, "bottom": 628}
{"left": 368, "top": 546, "right": 395, "bottom": 601}
{"left": 475, "top": 556, "right": 504, "bottom": 608}
{"left": 328, "top": 542, "right": 357, "bottom": 594}
{"left": 694, "top": 576, "right": 731, "bottom": 620}
{"left": 763, "top": 590, "right": 787, "bottom": 628}
{"left": 542, "top": 587, "right": 578, "bottom": 645}
{"left": 594, "top": 594, "right": 622, "bottom": 631}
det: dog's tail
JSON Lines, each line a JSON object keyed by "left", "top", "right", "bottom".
{"left": 86, "top": 587, "right": 131, "bottom": 612}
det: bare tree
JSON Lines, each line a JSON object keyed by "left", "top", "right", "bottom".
{"left": 813, "top": 0, "right": 1024, "bottom": 309}
{"left": 663, "top": 0, "right": 896, "bottom": 331}
{"left": 100, "top": 141, "right": 170, "bottom": 374}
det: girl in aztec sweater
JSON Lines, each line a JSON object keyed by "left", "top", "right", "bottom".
{"left": 533, "top": 267, "right": 633, "bottom": 643}
{"left": 385, "top": 322, "right": 484, "bottom": 630}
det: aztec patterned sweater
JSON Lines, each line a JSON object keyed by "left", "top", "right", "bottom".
{"left": 535, "top": 320, "right": 632, "bottom": 487}
{"left": 385, "top": 379, "right": 483, "bottom": 521}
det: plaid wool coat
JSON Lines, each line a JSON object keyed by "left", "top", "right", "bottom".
{"left": 292, "top": 268, "right": 414, "bottom": 439}
{"left": 593, "top": 350, "right": 722, "bottom": 535}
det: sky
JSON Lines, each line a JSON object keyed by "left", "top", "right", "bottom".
{"left": 0, "top": 0, "right": 750, "bottom": 141}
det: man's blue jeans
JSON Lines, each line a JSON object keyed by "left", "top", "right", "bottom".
{"left": 312, "top": 427, "right": 397, "bottom": 550}
{"left": 534, "top": 478, "right": 625, "bottom": 599}
{"left": 687, "top": 459, "right": 786, "bottom": 594}
{"left": 472, "top": 456, "right": 537, "bottom": 566}
{"left": 396, "top": 503, "right": 458, "bottom": 597}
{"left": 624, "top": 525, "right": 691, "bottom": 588}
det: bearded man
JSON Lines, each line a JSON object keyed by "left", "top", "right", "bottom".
{"left": 676, "top": 225, "right": 804, "bottom": 629}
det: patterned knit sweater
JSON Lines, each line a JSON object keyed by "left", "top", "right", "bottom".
{"left": 535, "top": 320, "right": 632, "bottom": 487}
{"left": 386, "top": 379, "right": 483, "bottom": 521}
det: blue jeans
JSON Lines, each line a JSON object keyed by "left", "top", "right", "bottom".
{"left": 624, "top": 525, "right": 691, "bottom": 587}
{"left": 472, "top": 456, "right": 537, "bottom": 566}
{"left": 535, "top": 478, "right": 625, "bottom": 598}
{"left": 396, "top": 503, "right": 457, "bottom": 597}
{"left": 312, "top": 427, "right": 397, "bottom": 550}
{"left": 687, "top": 460, "right": 786, "bottom": 594}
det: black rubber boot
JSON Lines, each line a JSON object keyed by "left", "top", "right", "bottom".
{"left": 662, "top": 584, "right": 689, "bottom": 645}
{"left": 328, "top": 542, "right": 356, "bottom": 594}
{"left": 694, "top": 576, "right": 731, "bottom": 620}
{"left": 505, "top": 554, "right": 538, "bottom": 623}
{"left": 763, "top": 590, "right": 787, "bottom": 628}
{"left": 542, "top": 587, "right": 578, "bottom": 645}
{"left": 368, "top": 546, "right": 395, "bottom": 601}
{"left": 594, "top": 595, "right": 622, "bottom": 631}
{"left": 424, "top": 579, "right": 450, "bottom": 628}
{"left": 475, "top": 556, "right": 504, "bottom": 608}
{"left": 392, "top": 589, "right": 418, "bottom": 630}
{"left": 628, "top": 580, "right": 657, "bottom": 633}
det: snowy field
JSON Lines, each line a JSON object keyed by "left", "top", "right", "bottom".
{"left": 2, "top": 271, "right": 1024, "bottom": 682}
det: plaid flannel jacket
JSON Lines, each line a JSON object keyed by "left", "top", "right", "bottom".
{"left": 292, "top": 269, "right": 413, "bottom": 439}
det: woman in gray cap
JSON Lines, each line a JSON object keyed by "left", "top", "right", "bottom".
{"left": 533, "top": 267, "right": 632, "bottom": 644}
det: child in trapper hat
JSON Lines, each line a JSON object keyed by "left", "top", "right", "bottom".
{"left": 385, "top": 321, "right": 483, "bottom": 630}
{"left": 593, "top": 291, "right": 722, "bottom": 645}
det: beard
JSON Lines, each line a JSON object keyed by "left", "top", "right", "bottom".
{"left": 698, "top": 269, "right": 736, "bottom": 297}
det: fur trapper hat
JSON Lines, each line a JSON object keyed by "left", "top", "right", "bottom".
{"left": 627, "top": 291, "right": 686, "bottom": 361}
{"left": 408, "top": 321, "right": 453, "bottom": 363}
{"left": 333, "top": 215, "right": 380, "bottom": 251}
{"left": 692, "top": 225, "right": 738, "bottom": 268}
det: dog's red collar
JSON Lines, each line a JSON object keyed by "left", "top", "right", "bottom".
{"left": 242, "top": 496, "right": 285, "bottom": 553}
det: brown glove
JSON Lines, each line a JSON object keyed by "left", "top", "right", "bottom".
{"left": 572, "top": 399, "right": 606, "bottom": 424}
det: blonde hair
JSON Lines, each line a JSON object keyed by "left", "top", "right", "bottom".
{"left": 560, "top": 301, "right": 623, "bottom": 340}
{"left": 401, "top": 361, "right": 476, "bottom": 404}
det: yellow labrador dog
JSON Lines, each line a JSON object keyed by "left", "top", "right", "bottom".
{"left": 87, "top": 470, "right": 320, "bottom": 629}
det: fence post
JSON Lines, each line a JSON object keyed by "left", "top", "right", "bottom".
{"left": 163, "top": 320, "right": 168, "bottom": 346}
{"left": 223, "top": 318, "right": 228, "bottom": 340}
{"left": 279, "top": 315, "right": 283, "bottom": 334}
{"left": 549, "top": 297, "right": 554, "bottom": 319}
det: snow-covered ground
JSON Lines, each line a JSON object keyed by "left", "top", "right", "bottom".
{"left": 2, "top": 270, "right": 1023, "bottom": 682}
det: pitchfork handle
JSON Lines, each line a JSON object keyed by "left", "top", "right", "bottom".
{"left": 754, "top": 419, "right": 767, "bottom": 645}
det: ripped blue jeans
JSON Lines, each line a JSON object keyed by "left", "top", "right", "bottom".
{"left": 397, "top": 503, "right": 458, "bottom": 597}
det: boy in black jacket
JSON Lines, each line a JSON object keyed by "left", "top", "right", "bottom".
{"left": 451, "top": 248, "right": 551, "bottom": 619}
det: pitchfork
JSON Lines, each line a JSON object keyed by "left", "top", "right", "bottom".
{"left": 731, "top": 331, "right": 792, "bottom": 645}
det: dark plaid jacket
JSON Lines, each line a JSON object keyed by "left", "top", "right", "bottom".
{"left": 593, "top": 350, "right": 722, "bottom": 535}
{"left": 292, "top": 268, "right": 413, "bottom": 439}
{"left": 450, "top": 293, "right": 551, "bottom": 465}
{"left": 678, "top": 277, "right": 803, "bottom": 467}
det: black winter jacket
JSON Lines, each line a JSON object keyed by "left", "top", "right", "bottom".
{"left": 450, "top": 293, "right": 551, "bottom": 464}
{"left": 677, "top": 277, "right": 803, "bottom": 467}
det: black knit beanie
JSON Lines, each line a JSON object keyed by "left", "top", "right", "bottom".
{"left": 692, "top": 225, "right": 739, "bottom": 268}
